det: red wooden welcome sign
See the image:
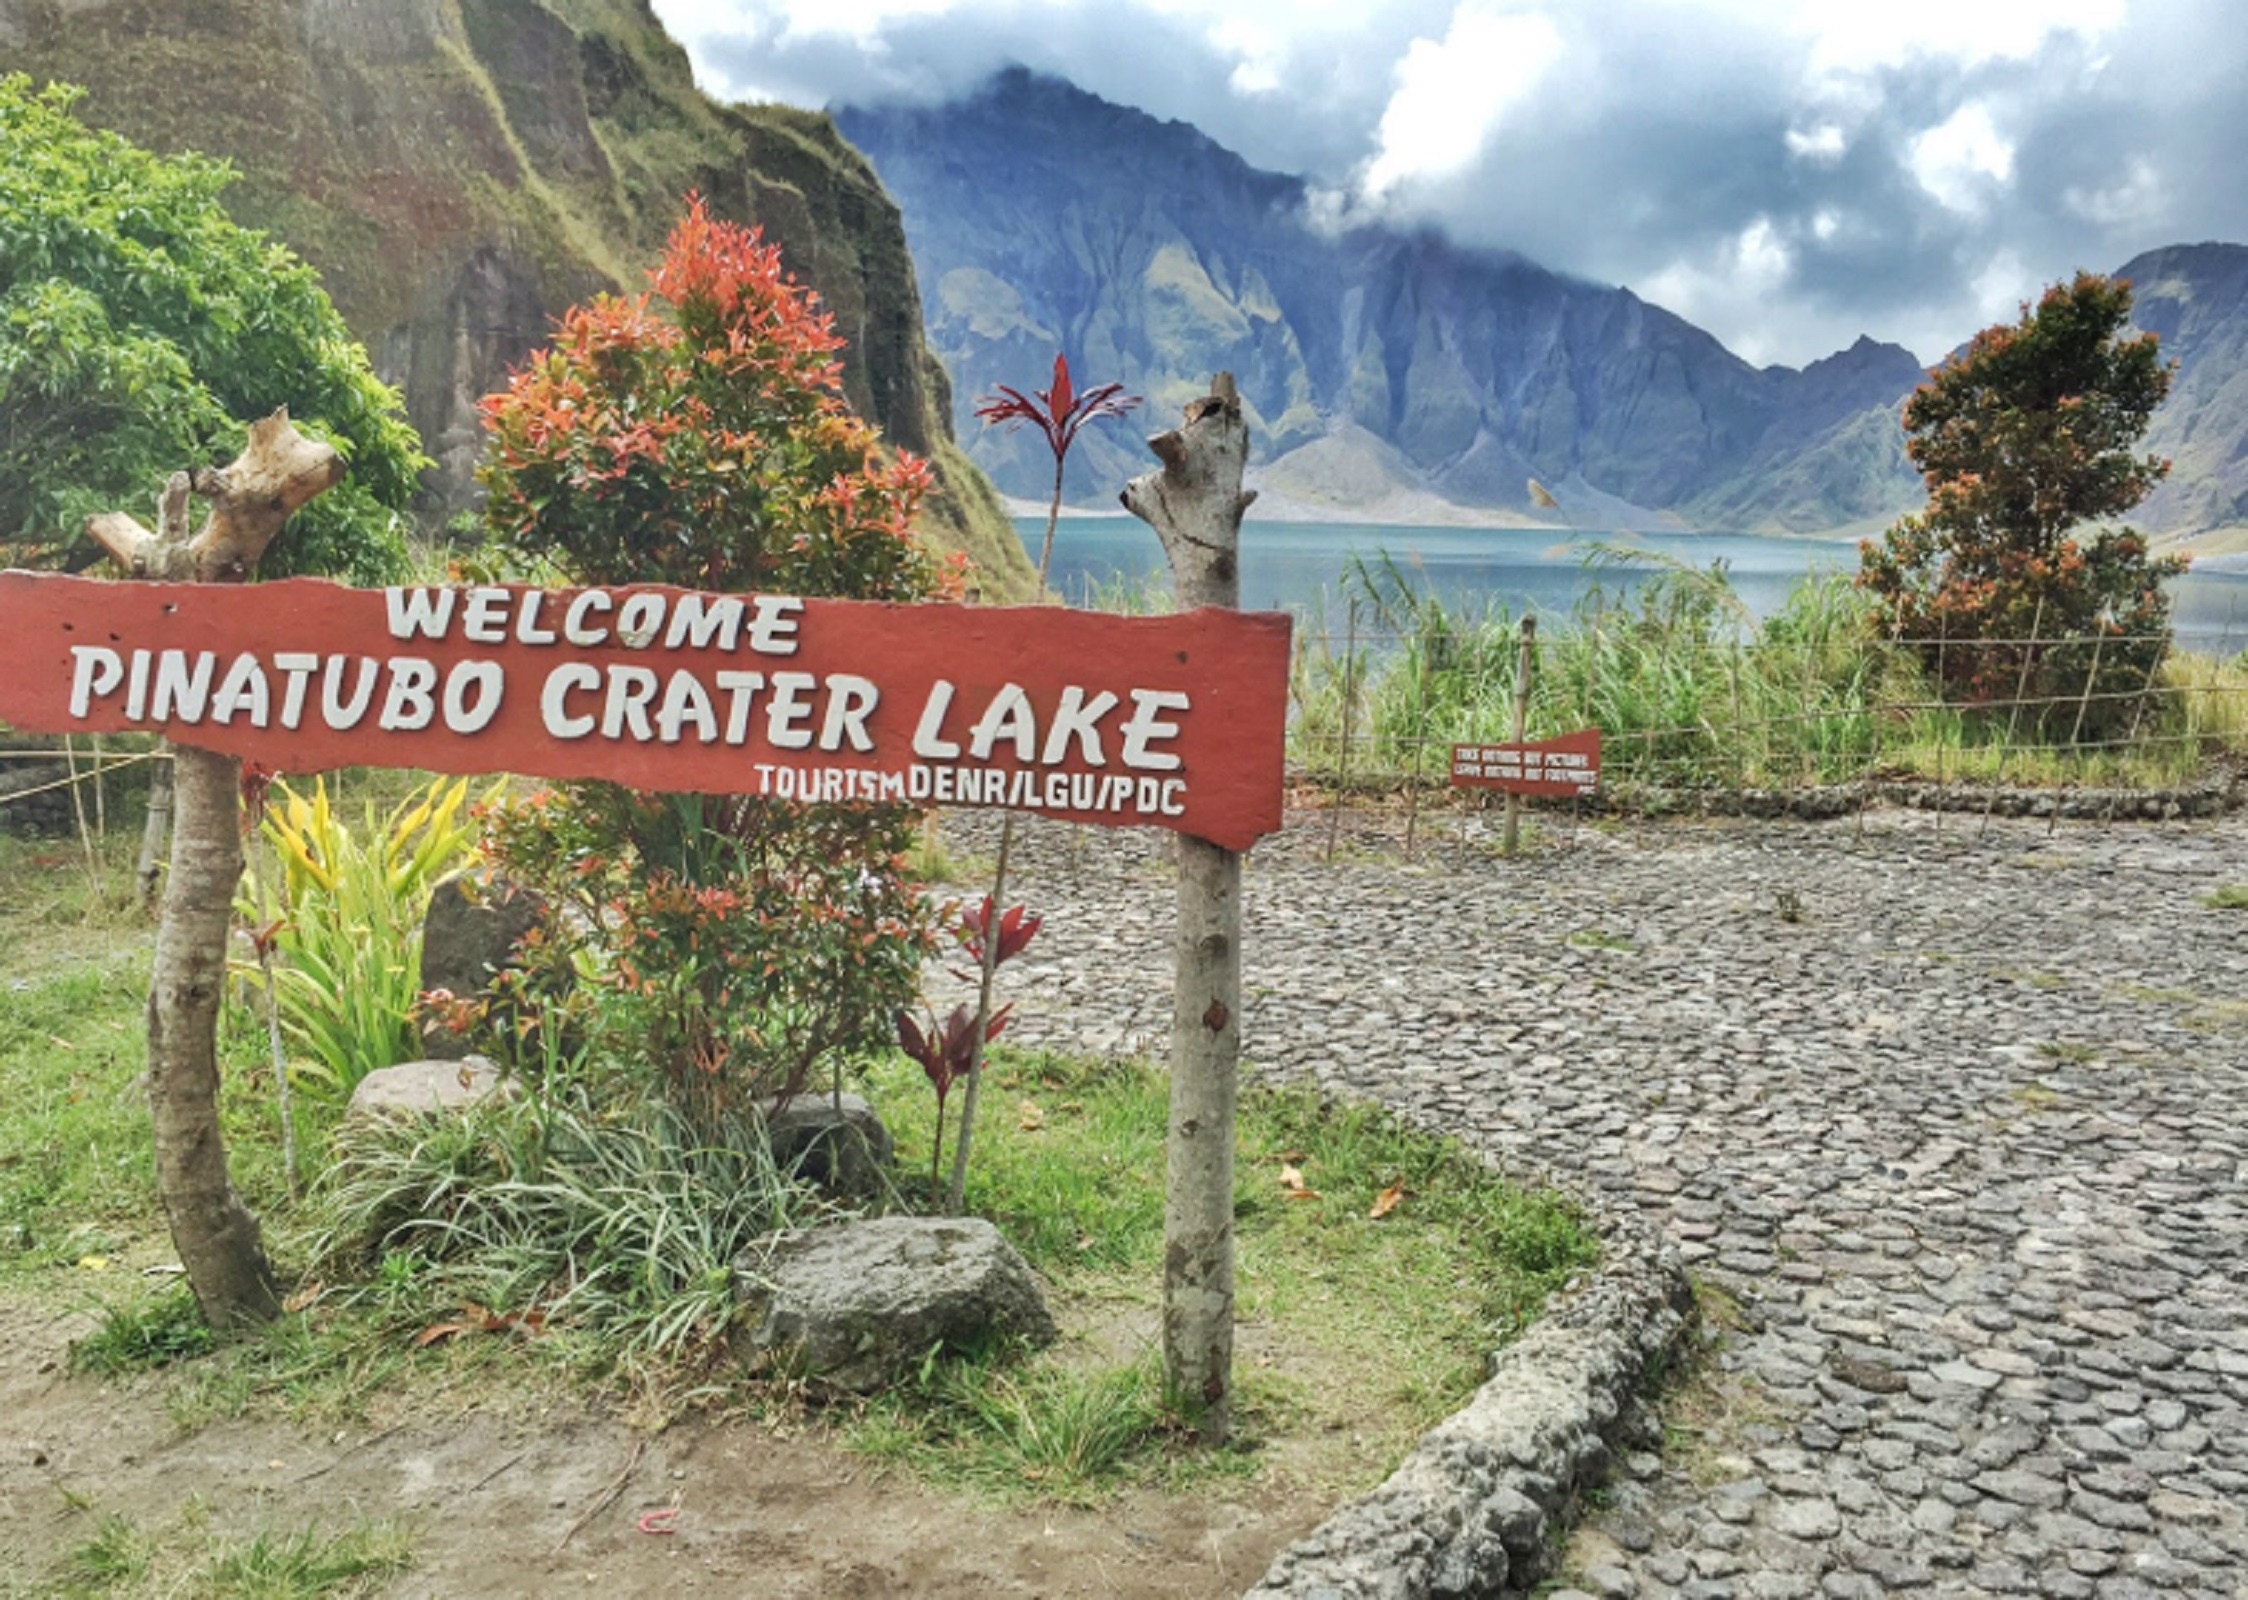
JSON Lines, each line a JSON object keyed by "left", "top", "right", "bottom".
{"left": 0, "top": 572, "right": 1293, "bottom": 851}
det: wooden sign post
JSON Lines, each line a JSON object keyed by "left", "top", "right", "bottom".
{"left": 1122, "top": 373, "right": 1257, "bottom": 1444}
{"left": 74, "top": 412, "right": 347, "bottom": 1330}
{"left": 2, "top": 499, "right": 1293, "bottom": 1334}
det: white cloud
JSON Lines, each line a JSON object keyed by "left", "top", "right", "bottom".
{"left": 1976, "top": 250, "right": 2032, "bottom": 317}
{"left": 1640, "top": 216, "right": 1797, "bottom": 364}
{"left": 1798, "top": 0, "right": 2126, "bottom": 77}
{"left": 2065, "top": 158, "right": 2165, "bottom": 227}
{"left": 647, "top": 0, "right": 2248, "bottom": 369}
{"left": 1909, "top": 102, "right": 2016, "bottom": 213}
{"left": 1785, "top": 121, "right": 1847, "bottom": 163}
{"left": 1361, "top": 4, "right": 1566, "bottom": 200}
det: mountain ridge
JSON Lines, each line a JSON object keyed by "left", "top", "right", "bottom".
{"left": 841, "top": 69, "right": 2248, "bottom": 544}
{"left": 837, "top": 67, "right": 1928, "bottom": 535}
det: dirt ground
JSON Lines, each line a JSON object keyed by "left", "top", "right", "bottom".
{"left": 0, "top": 1295, "right": 1327, "bottom": 1597}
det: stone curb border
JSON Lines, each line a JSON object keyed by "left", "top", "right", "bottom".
{"left": 1244, "top": 1130, "right": 1697, "bottom": 1599}
{"left": 1608, "top": 774, "right": 2240, "bottom": 823}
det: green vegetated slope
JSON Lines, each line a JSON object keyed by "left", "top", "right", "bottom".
{"left": 1, "top": 0, "right": 1030, "bottom": 593}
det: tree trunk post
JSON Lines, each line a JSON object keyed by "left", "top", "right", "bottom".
{"left": 86, "top": 410, "right": 344, "bottom": 1331}
{"left": 1121, "top": 372, "right": 1256, "bottom": 1443}
{"left": 150, "top": 743, "right": 282, "bottom": 1326}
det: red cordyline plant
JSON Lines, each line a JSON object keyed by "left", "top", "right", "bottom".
{"left": 898, "top": 893, "right": 1040, "bottom": 1204}
{"left": 975, "top": 353, "right": 1139, "bottom": 589}
{"left": 917, "top": 354, "right": 1130, "bottom": 1214}
{"left": 959, "top": 895, "right": 1043, "bottom": 969}
{"left": 897, "top": 1001, "right": 1012, "bottom": 1189}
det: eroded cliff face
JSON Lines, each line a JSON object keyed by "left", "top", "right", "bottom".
{"left": 2125, "top": 243, "right": 2248, "bottom": 539}
{"left": 0, "top": 0, "right": 1027, "bottom": 590}
{"left": 840, "top": 69, "right": 1931, "bottom": 536}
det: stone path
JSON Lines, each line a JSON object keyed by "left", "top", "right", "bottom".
{"left": 973, "top": 806, "right": 2248, "bottom": 1600}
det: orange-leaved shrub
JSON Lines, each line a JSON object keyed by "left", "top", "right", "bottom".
{"left": 470, "top": 197, "right": 959, "bottom": 1130}
{"left": 1859, "top": 272, "right": 2183, "bottom": 739}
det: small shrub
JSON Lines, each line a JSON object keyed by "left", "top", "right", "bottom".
{"left": 473, "top": 197, "right": 956, "bottom": 1135}
{"left": 314, "top": 1088, "right": 830, "bottom": 1371}
{"left": 234, "top": 775, "right": 489, "bottom": 1103}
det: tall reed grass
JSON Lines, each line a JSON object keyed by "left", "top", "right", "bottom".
{"left": 1286, "top": 548, "right": 2248, "bottom": 796}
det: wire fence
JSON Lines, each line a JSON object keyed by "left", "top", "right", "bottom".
{"left": 6, "top": 606, "right": 2245, "bottom": 860}
{"left": 1283, "top": 599, "right": 2248, "bottom": 840}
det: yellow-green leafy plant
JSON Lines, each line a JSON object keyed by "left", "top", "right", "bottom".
{"left": 236, "top": 775, "right": 494, "bottom": 1103}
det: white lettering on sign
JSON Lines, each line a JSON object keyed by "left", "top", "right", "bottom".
{"left": 1450, "top": 734, "right": 1601, "bottom": 796}
{"left": 70, "top": 645, "right": 512, "bottom": 736}
{"left": 385, "top": 586, "right": 804, "bottom": 657}
{"left": 911, "top": 679, "right": 1187, "bottom": 772}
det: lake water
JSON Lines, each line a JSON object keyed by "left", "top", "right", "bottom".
{"left": 1024, "top": 516, "right": 2248, "bottom": 654}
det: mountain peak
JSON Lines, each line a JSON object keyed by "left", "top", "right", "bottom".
{"left": 843, "top": 70, "right": 2246, "bottom": 539}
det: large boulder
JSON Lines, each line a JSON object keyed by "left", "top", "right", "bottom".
{"left": 735, "top": 1216, "right": 1056, "bottom": 1390}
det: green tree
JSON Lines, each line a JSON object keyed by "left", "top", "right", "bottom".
{"left": 1860, "top": 271, "right": 2182, "bottom": 735}
{"left": 0, "top": 76, "right": 422, "bottom": 580}
{"left": 476, "top": 198, "right": 951, "bottom": 1135}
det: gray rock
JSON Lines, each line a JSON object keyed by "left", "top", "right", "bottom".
{"left": 344, "top": 1057, "right": 512, "bottom": 1124}
{"left": 1769, "top": 1498, "right": 1841, "bottom": 1541}
{"left": 734, "top": 1216, "right": 1054, "bottom": 1390}
{"left": 760, "top": 1093, "right": 893, "bottom": 1198}
{"left": 417, "top": 877, "right": 547, "bottom": 1059}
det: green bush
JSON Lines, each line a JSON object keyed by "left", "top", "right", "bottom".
{"left": 472, "top": 198, "right": 952, "bottom": 1132}
{"left": 0, "top": 76, "right": 423, "bottom": 578}
{"left": 236, "top": 776, "right": 488, "bottom": 1103}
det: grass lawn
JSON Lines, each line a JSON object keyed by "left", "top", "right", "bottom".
{"left": 0, "top": 820, "right": 1597, "bottom": 1533}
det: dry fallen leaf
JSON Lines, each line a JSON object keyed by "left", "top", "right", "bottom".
{"left": 282, "top": 1282, "right": 325, "bottom": 1314}
{"left": 415, "top": 1302, "right": 543, "bottom": 1348}
{"left": 1017, "top": 1099, "right": 1045, "bottom": 1132}
{"left": 1279, "top": 1162, "right": 1322, "bottom": 1200}
{"left": 1369, "top": 1182, "right": 1407, "bottom": 1221}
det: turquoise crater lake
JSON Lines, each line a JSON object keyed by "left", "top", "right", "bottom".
{"left": 1020, "top": 516, "right": 2248, "bottom": 655}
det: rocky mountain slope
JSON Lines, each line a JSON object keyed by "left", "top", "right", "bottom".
{"left": 2123, "top": 242, "right": 2248, "bottom": 541}
{"left": 838, "top": 69, "right": 1925, "bottom": 535}
{"left": 0, "top": 0, "right": 1028, "bottom": 590}
{"left": 841, "top": 70, "right": 2248, "bottom": 543}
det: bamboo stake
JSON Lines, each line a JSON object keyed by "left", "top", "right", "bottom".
{"left": 1504, "top": 616, "right": 1536, "bottom": 857}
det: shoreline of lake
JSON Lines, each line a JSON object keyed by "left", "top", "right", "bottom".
{"left": 1016, "top": 515, "right": 2248, "bottom": 654}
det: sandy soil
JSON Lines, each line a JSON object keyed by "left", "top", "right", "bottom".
{"left": 0, "top": 1297, "right": 1325, "bottom": 1597}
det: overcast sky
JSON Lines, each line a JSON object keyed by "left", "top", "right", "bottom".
{"left": 647, "top": 0, "right": 2243, "bottom": 370}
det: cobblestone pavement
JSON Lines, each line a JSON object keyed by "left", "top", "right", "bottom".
{"left": 977, "top": 807, "right": 2248, "bottom": 1600}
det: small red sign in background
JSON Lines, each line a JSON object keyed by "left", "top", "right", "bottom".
{"left": 1449, "top": 729, "right": 1602, "bottom": 797}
